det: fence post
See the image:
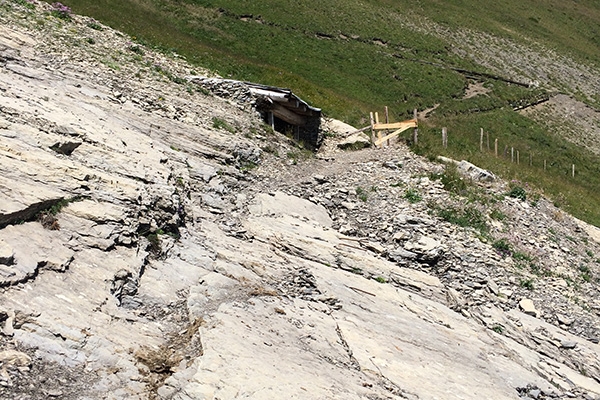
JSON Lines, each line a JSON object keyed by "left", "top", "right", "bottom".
{"left": 369, "top": 112, "right": 375, "bottom": 144}
{"left": 375, "top": 112, "right": 382, "bottom": 143}
{"left": 385, "top": 106, "right": 390, "bottom": 146}
{"left": 572, "top": 164, "right": 575, "bottom": 178}
{"left": 517, "top": 150, "right": 520, "bottom": 165}
{"left": 480, "top": 128, "right": 483, "bottom": 152}
{"left": 544, "top": 159, "right": 547, "bottom": 171}
{"left": 511, "top": 147, "right": 514, "bottom": 163}
{"left": 487, "top": 131, "right": 490, "bottom": 151}
{"left": 412, "top": 109, "right": 418, "bottom": 145}
{"left": 494, "top": 139, "right": 498, "bottom": 157}
{"left": 442, "top": 127, "right": 448, "bottom": 148}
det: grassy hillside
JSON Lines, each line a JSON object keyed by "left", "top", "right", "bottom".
{"left": 40, "top": 0, "right": 600, "bottom": 226}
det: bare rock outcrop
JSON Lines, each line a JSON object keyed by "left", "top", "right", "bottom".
{"left": 1, "top": 2, "right": 600, "bottom": 400}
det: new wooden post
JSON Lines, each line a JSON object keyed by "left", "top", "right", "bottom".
{"left": 511, "top": 147, "right": 514, "bottom": 163}
{"left": 412, "top": 109, "right": 418, "bottom": 145}
{"left": 494, "top": 139, "right": 498, "bottom": 157}
{"left": 369, "top": 112, "right": 375, "bottom": 144}
{"left": 385, "top": 106, "right": 390, "bottom": 146}
{"left": 375, "top": 112, "right": 381, "bottom": 143}
{"left": 572, "top": 164, "right": 575, "bottom": 178}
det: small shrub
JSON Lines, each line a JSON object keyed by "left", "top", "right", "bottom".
{"left": 513, "top": 251, "right": 533, "bottom": 262}
{"left": 519, "top": 279, "right": 534, "bottom": 290}
{"left": 86, "top": 37, "right": 95, "bottom": 45}
{"left": 491, "top": 325, "right": 504, "bottom": 334}
{"left": 579, "top": 264, "right": 592, "bottom": 282}
{"left": 492, "top": 238, "right": 511, "bottom": 254}
{"left": 374, "top": 276, "right": 387, "bottom": 283}
{"left": 436, "top": 205, "right": 488, "bottom": 235}
{"left": 87, "top": 20, "right": 103, "bottom": 30}
{"left": 404, "top": 188, "right": 422, "bottom": 203}
{"left": 129, "top": 44, "right": 145, "bottom": 55}
{"left": 356, "top": 187, "right": 368, "bottom": 202}
{"left": 239, "top": 160, "right": 258, "bottom": 172}
{"left": 50, "top": 2, "right": 72, "bottom": 20}
{"left": 435, "top": 163, "right": 469, "bottom": 195}
{"left": 507, "top": 185, "right": 527, "bottom": 201}
{"left": 14, "top": 0, "right": 35, "bottom": 9}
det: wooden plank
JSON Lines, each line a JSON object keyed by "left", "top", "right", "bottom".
{"left": 269, "top": 102, "right": 307, "bottom": 126}
{"left": 374, "top": 124, "right": 414, "bottom": 146}
{"left": 370, "top": 112, "right": 375, "bottom": 144}
{"left": 372, "top": 120, "right": 417, "bottom": 130}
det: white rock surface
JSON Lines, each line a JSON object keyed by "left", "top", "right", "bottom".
{"left": 1, "top": 3, "right": 600, "bottom": 400}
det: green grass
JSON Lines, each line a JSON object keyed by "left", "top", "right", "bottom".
{"left": 40, "top": 0, "right": 600, "bottom": 226}
{"left": 356, "top": 186, "right": 368, "bottom": 202}
{"left": 212, "top": 117, "right": 236, "bottom": 133}
{"left": 415, "top": 110, "right": 600, "bottom": 226}
{"left": 404, "top": 188, "right": 422, "bottom": 204}
{"left": 432, "top": 203, "right": 488, "bottom": 237}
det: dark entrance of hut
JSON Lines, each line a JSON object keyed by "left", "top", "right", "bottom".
{"left": 248, "top": 83, "right": 322, "bottom": 150}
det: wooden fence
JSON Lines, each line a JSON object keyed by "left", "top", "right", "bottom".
{"left": 440, "top": 126, "right": 578, "bottom": 178}
{"left": 369, "top": 107, "right": 418, "bottom": 147}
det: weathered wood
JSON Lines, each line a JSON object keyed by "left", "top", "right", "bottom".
{"left": 269, "top": 102, "right": 307, "bottom": 126}
{"left": 413, "top": 109, "right": 418, "bottom": 145}
{"left": 480, "top": 128, "right": 483, "bottom": 152}
{"left": 442, "top": 127, "right": 448, "bottom": 148}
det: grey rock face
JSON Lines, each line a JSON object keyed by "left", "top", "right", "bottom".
{"left": 1, "top": 3, "right": 600, "bottom": 400}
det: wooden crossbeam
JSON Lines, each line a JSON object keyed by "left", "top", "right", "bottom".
{"left": 372, "top": 119, "right": 417, "bottom": 131}
{"left": 374, "top": 121, "right": 418, "bottom": 147}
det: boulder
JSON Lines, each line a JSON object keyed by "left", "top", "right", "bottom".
{"left": 337, "top": 132, "right": 371, "bottom": 150}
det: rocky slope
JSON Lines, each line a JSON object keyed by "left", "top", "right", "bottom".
{"left": 1, "top": 1, "right": 600, "bottom": 399}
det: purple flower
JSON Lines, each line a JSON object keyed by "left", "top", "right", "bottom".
{"left": 51, "top": 2, "right": 72, "bottom": 20}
